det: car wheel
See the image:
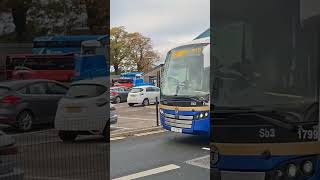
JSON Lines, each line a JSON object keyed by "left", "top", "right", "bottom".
{"left": 58, "top": 131, "right": 77, "bottom": 142}
{"left": 142, "top": 99, "right": 150, "bottom": 106}
{"left": 128, "top": 103, "right": 134, "bottom": 107}
{"left": 17, "top": 110, "right": 33, "bottom": 131}
{"left": 115, "top": 96, "right": 121, "bottom": 104}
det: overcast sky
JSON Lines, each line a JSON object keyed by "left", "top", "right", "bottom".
{"left": 110, "top": 0, "right": 210, "bottom": 63}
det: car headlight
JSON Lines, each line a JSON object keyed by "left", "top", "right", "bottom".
{"left": 287, "top": 164, "right": 297, "bottom": 178}
{"left": 302, "top": 161, "right": 313, "bottom": 175}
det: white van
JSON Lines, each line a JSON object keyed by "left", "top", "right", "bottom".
{"left": 127, "top": 85, "right": 160, "bottom": 106}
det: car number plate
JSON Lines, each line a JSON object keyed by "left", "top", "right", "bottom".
{"left": 65, "top": 107, "right": 82, "bottom": 113}
{"left": 171, "top": 127, "right": 182, "bottom": 133}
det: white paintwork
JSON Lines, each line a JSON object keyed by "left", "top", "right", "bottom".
{"left": 127, "top": 85, "right": 160, "bottom": 105}
{"left": 54, "top": 78, "right": 110, "bottom": 134}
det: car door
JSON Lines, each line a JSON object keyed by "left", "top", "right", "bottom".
{"left": 123, "top": 87, "right": 130, "bottom": 101}
{"left": 117, "top": 87, "right": 126, "bottom": 102}
{"left": 24, "top": 82, "right": 51, "bottom": 124}
{"left": 46, "top": 82, "right": 68, "bottom": 121}
{"left": 145, "top": 87, "right": 155, "bottom": 103}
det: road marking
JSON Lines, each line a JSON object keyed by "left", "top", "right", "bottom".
{"left": 110, "top": 137, "right": 126, "bottom": 141}
{"left": 11, "top": 129, "right": 55, "bottom": 137}
{"left": 112, "top": 164, "right": 180, "bottom": 180}
{"left": 118, "top": 116, "right": 155, "bottom": 121}
{"left": 134, "top": 130, "right": 166, "bottom": 137}
{"left": 202, "top": 147, "right": 210, "bottom": 151}
{"left": 111, "top": 126, "right": 133, "bottom": 130}
{"left": 186, "top": 155, "right": 210, "bottom": 169}
{"left": 25, "top": 176, "right": 80, "bottom": 180}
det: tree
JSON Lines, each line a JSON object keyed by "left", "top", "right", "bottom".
{"left": 1, "top": 0, "right": 32, "bottom": 41}
{"left": 110, "top": 26, "right": 130, "bottom": 75}
{"left": 127, "top": 32, "right": 159, "bottom": 72}
{"left": 28, "top": 0, "right": 87, "bottom": 35}
{"left": 83, "top": 0, "right": 108, "bottom": 34}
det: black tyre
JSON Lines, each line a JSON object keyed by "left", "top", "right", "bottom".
{"left": 115, "top": 96, "right": 121, "bottom": 104}
{"left": 128, "top": 103, "right": 134, "bottom": 107}
{"left": 59, "top": 131, "right": 77, "bottom": 142}
{"left": 16, "top": 110, "right": 33, "bottom": 131}
{"left": 142, "top": 99, "right": 150, "bottom": 106}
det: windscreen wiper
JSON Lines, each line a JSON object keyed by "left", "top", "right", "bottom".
{"left": 215, "top": 107, "right": 299, "bottom": 131}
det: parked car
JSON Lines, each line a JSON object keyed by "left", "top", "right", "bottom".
{"left": 110, "top": 86, "right": 130, "bottom": 104}
{"left": 127, "top": 85, "right": 160, "bottom": 107}
{"left": 55, "top": 77, "right": 116, "bottom": 142}
{"left": 110, "top": 103, "right": 118, "bottom": 124}
{"left": 0, "top": 79, "right": 68, "bottom": 131}
{"left": 0, "top": 130, "right": 24, "bottom": 179}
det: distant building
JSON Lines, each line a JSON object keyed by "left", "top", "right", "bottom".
{"left": 142, "top": 64, "right": 164, "bottom": 87}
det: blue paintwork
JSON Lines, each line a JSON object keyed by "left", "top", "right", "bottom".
{"left": 214, "top": 153, "right": 320, "bottom": 179}
{"left": 32, "top": 35, "right": 106, "bottom": 54}
{"left": 160, "top": 108, "right": 210, "bottom": 134}
{"left": 72, "top": 54, "right": 108, "bottom": 81}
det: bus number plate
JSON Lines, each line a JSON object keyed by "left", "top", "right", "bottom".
{"left": 171, "top": 127, "right": 182, "bottom": 133}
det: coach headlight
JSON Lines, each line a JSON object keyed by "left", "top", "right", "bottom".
{"left": 302, "top": 161, "right": 313, "bottom": 175}
{"left": 200, "top": 113, "right": 204, "bottom": 118}
{"left": 287, "top": 164, "right": 297, "bottom": 178}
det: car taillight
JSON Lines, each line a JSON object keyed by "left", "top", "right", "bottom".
{"left": 0, "top": 146, "right": 18, "bottom": 155}
{"left": 1, "top": 95, "right": 21, "bottom": 105}
{"left": 111, "top": 92, "right": 118, "bottom": 96}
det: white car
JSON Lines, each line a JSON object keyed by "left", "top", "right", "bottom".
{"left": 54, "top": 77, "right": 117, "bottom": 142}
{"left": 127, "top": 85, "right": 160, "bottom": 106}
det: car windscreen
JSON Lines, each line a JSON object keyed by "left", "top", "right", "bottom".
{"left": 130, "top": 88, "right": 143, "bottom": 93}
{"left": 66, "top": 84, "right": 107, "bottom": 98}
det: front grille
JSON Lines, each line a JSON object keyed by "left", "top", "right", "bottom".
{"left": 163, "top": 112, "right": 193, "bottom": 128}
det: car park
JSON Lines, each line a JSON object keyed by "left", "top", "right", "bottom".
{"left": 0, "top": 79, "right": 68, "bottom": 131}
{"left": 110, "top": 86, "right": 130, "bottom": 104}
{"left": 0, "top": 130, "right": 24, "bottom": 179}
{"left": 127, "top": 85, "right": 160, "bottom": 107}
{"left": 54, "top": 77, "right": 115, "bottom": 142}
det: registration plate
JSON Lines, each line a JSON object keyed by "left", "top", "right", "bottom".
{"left": 171, "top": 127, "right": 182, "bottom": 133}
{"left": 221, "top": 171, "right": 265, "bottom": 180}
{"left": 64, "top": 107, "right": 82, "bottom": 113}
